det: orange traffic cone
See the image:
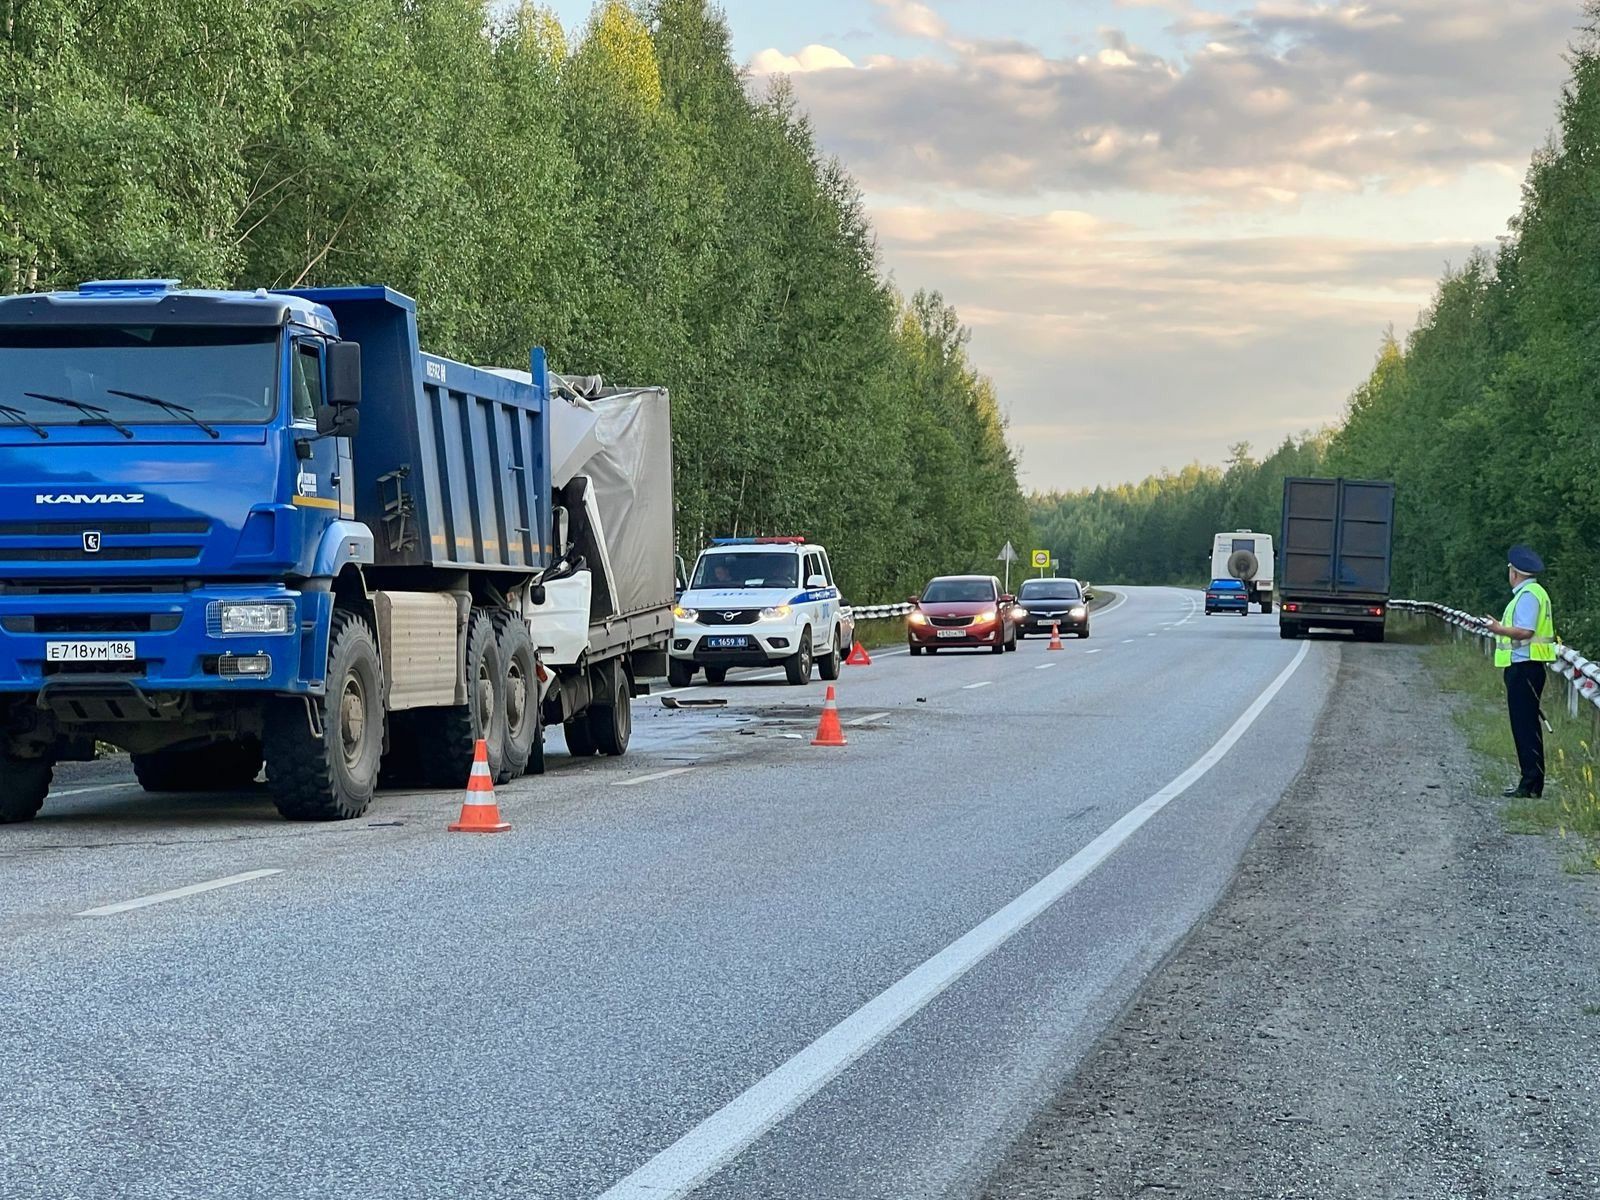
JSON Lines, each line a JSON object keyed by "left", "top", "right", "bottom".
{"left": 1048, "top": 622, "right": 1065, "bottom": 651}
{"left": 812, "top": 685, "right": 848, "bottom": 747}
{"left": 846, "top": 641, "right": 873, "bottom": 666}
{"left": 448, "top": 739, "right": 511, "bottom": 833}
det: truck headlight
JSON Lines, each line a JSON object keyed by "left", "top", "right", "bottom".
{"left": 760, "top": 605, "right": 792, "bottom": 621}
{"left": 209, "top": 601, "right": 294, "bottom": 636}
{"left": 674, "top": 605, "right": 699, "bottom": 622}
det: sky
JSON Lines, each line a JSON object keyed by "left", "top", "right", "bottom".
{"left": 543, "top": 1, "right": 1585, "bottom": 491}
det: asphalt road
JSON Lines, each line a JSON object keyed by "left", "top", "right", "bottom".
{"left": 0, "top": 587, "right": 1339, "bottom": 1199}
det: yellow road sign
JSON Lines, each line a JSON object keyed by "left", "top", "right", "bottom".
{"left": 1031, "top": 549, "right": 1050, "bottom": 568}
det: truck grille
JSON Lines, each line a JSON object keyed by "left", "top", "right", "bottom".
{"left": 2, "top": 613, "right": 181, "bottom": 634}
{"left": 0, "top": 520, "right": 209, "bottom": 565}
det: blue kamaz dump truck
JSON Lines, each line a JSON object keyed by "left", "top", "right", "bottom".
{"left": 0, "top": 280, "right": 672, "bottom": 822}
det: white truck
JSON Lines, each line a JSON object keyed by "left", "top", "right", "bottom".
{"left": 482, "top": 370, "right": 675, "bottom": 770}
{"left": 1211, "top": 530, "right": 1275, "bottom": 614}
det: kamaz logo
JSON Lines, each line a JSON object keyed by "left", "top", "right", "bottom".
{"left": 35, "top": 493, "right": 145, "bottom": 505}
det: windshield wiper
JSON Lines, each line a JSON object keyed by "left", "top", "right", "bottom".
{"left": 24, "top": 392, "right": 134, "bottom": 439}
{"left": 107, "top": 389, "right": 220, "bottom": 438}
{"left": 0, "top": 404, "right": 49, "bottom": 439}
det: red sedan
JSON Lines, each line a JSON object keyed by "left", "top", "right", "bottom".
{"left": 907, "top": 574, "right": 1018, "bottom": 655}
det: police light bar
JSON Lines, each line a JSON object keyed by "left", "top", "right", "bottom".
{"left": 709, "top": 536, "right": 807, "bottom": 546}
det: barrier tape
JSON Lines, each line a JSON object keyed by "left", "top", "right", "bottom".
{"left": 1391, "top": 599, "right": 1600, "bottom": 713}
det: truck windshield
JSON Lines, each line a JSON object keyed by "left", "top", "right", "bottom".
{"left": 0, "top": 325, "right": 279, "bottom": 426}
{"left": 693, "top": 552, "right": 799, "bottom": 589}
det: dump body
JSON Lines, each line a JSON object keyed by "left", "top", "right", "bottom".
{"left": 1278, "top": 477, "right": 1395, "bottom": 639}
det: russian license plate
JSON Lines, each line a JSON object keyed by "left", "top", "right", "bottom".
{"left": 936, "top": 629, "right": 967, "bottom": 639}
{"left": 46, "top": 640, "right": 136, "bottom": 663}
{"left": 706, "top": 635, "right": 749, "bottom": 650}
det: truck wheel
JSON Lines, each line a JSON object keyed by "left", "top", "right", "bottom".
{"left": 493, "top": 614, "right": 538, "bottom": 784}
{"left": 565, "top": 716, "right": 598, "bottom": 757}
{"left": 668, "top": 659, "right": 694, "bottom": 688}
{"left": 588, "top": 664, "right": 632, "bottom": 757}
{"left": 1278, "top": 621, "right": 1301, "bottom": 640}
{"left": 414, "top": 610, "right": 506, "bottom": 788}
{"left": 0, "top": 751, "right": 52, "bottom": 823}
{"left": 133, "top": 740, "right": 263, "bottom": 792}
{"left": 818, "top": 629, "right": 842, "bottom": 680}
{"left": 1261, "top": 600, "right": 1273, "bottom": 614}
{"left": 265, "top": 611, "right": 383, "bottom": 821}
{"left": 785, "top": 628, "right": 814, "bottom": 685}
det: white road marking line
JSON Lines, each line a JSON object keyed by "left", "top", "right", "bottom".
{"left": 846, "top": 711, "right": 891, "bottom": 726}
{"left": 961, "top": 680, "right": 993, "bottom": 690}
{"left": 593, "top": 639, "right": 1312, "bottom": 1200}
{"left": 74, "top": 869, "right": 283, "bottom": 918}
{"left": 1094, "top": 591, "right": 1129, "bottom": 617}
{"left": 1120, "top": 638, "right": 1135, "bottom": 644}
{"left": 1034, "top": 663, "right": 1056, "bottom": 671}
{"left": 1086, "top": 648, "right": 1103, "bottom": 655}
{"left": 1147, "top": 633, "right": 1158, "bottom": 638}
{"left": 50, "top": 783, "right": 135, "bottom": 798}
{"left": 614, "top": 767, "right": 695, "bottom": 788}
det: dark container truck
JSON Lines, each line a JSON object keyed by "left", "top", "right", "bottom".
{"left": 1277, "top": 477, "right": 1395, "bottom": 642}
{"left": 0, "top": 280, "right": 668, "bottom": 824}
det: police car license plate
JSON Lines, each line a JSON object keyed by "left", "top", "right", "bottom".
{"left": 936, "top": 629, "right": 966, "bottom": 639}
{"left": 706, "top": 635, "right": 749, "bottom": 650}
{"left": 46, "top": 640, "right": 136, "bottom": 663}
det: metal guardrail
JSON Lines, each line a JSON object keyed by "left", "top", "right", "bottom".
{"left": 1391, "top": 599, "right": 1600, "bottom": 718}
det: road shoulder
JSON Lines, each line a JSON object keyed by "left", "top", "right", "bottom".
{"left": 982, "top": 640, "right": 1600, "bottom": 1199}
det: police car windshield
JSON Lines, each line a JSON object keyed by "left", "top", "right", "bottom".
{"left": 693, "top": 552, "right": 799, "bottom": 589}
{"left": 923, "top": 579, "right": 995, "bottom": 603}
{"left": 1019, "top": 581, "right": 1080, "bottom": 601}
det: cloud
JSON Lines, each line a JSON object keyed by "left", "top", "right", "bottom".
{"left": 760, "top": 0, "right": 1578, "bottom": 203}
{"left": 748, "top": 44, "right": 856, "bottom": 75}
{"left": 869, "top": 207, "right": 1477, "bottom": 484}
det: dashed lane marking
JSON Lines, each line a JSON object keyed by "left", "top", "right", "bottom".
{"left": 615, "top": 767, "right": 695, "bottom": 788}
{"left": 846, "top": 711, "right": 892, "bottom": 727}
{"left": 961, "top": 681, "right": 994, "bottom": 690}
{"left": 74, "top": 869, "right": 283, "bottom": 918}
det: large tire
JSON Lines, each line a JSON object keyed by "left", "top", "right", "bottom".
{"left": 818, "top": 629, "right": 842, "bottom": 680}
{"left": 133, "top": 739, "right": 262, "bottom": 793}
{"left": 1262, "top": 600, "right": 1274, "bottom": 614}
{"left": 265, "top": 611, "right": 383, "bottom": 821}
{"left": 668, "top": 659, "right": 694, "bottom": 688}
{"left": 1004, "top": 630, "right": 1018, "bottom": 652}
{"left": 588, "top": 662, "right": 632, "bottom": 757}
{"left": 493, "top": 614, "right": 538, "bottom": 785}
{"left": 0, "top": 751, "right": 52, "bottom": 824}
{"left": 565, "top": 715, "right": 598, "bottom": 757}
{"left": 412, "top": 610, "right": 507, "bottom": 789}
{"left": 1279, "top": 621, "right": 1301, "bottom": 640}
{"left": 785, "top": 628, "right": 814, "bottom": 685}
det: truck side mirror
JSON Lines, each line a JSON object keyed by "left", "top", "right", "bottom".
{"left": 318, "top": 341, "right": 362, "bottom": 437}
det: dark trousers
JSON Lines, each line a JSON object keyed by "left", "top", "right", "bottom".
{"left": 1504, "top": 661, "right": 1546, "bottom": 793}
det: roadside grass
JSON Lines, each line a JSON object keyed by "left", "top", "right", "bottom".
{"left": 1404, "top": 612, "right": 1600, "bottom": 870}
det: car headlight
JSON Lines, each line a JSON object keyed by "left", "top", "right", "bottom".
{"left": 1071, "top": 606, "right": 1087, "bottom": 618}
{"left": 1012, "top": 607, "right": 1029, "bottom": 618}
{"left": 674, "top": 605, "right": 699, "bottom": 622}
{"left": 970, "top": 608, "right": 996, "bottom": 624}
{"left": 760, "top": 605, "right": 792, "bottom": 621}
{"left": 210, "top": 601, "right": 294, "bottom": 636}
{"left": 908, "top": 611, "right": 928, "bottom": 625}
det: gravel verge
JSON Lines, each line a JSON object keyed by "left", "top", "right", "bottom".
{"left": 982, "top": 640, "right": 1600, "bottom": 1199}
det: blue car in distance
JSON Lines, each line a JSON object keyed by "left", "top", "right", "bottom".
{"left": 1205, "top": 578, "right": 1250, "bottom": 615}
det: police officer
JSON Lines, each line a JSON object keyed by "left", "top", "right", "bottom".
{"left": 1483, "top": 545, "right": 1556, "bottom": 799}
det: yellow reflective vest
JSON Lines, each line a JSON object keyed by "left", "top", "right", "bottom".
{"left": 1494, "top": 580, "right": 1556, "bottom": 668}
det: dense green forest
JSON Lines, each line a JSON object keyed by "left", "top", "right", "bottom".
{"left": 1035, "top": 6, "right": 1600, "bottom": 647}
{"left": 0, "top": 0, "right": 1028, "bottom": 599}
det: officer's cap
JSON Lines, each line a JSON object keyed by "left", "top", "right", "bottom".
{"left": 1508, "top": 544, "right": 1544, "bottom": 575}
